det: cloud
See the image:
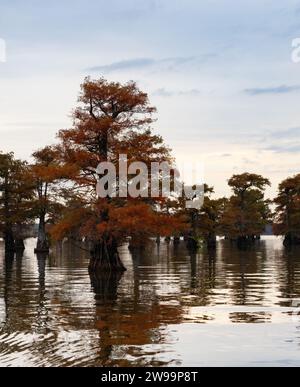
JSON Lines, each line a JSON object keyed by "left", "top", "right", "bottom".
{"left": 153, "top": 88, "right": 173, "bottom": 97}
{"left": 87, "top": 58, "right": 155, "bottom": 73}
{"left": 111, "top": 0, "right": 161, "bottom": 21}
{"left": 244, "top": 85, "right": 300, "bottom": 95}
{"left": 262, "top": 127, "right": 300, "bottom": 154}
{"left": 268, "top": 126, "right": 300, "bottom": 139}
{"left": 266, "top": 144, "right": 300, "bottom": 153}
{"left": 178, "top": 89, "right": 202, "bottom": 96}
{"left": 221, "top": 153, "right": 232, "bottom": 158}
{"left": 153, "top": 88, "right": 201, "bottom": 97}
{"left": 242, "top": 157, "right": 256, "bottom": 165}
{"left": 86, "top": 56, "right": 196, "bottom": 73}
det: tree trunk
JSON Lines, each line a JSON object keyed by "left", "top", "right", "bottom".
{"left": 206, "top": 232, "right": 217, "bottom": 249}
{"left": 284, "top": 232, "right": 300, "bottom": 246}
{"left": 89, "top": 270, "right": 123, "bottom": 304}
{"left": 15, "top": 223, "right": 25, "bottom": 251}
{"left": 237, "top": 236, "right": 247, "bottom": 245}
{"left": 35, "top": 214, "right": 49, "bottom": 253}
{"left": 237, "top": 235, "right": 257, "bottom": 248}
{"left": 186, "top": 236, "right": 199, "bottom": 251}
{"left": 4, "top": 226, "right": 15, "bottom": 253}
{"left": 173, "top": 236, "right": 180, "bottom": 245}
{"left": 3, "top": 176, "right": 15, "bottom": 253}
{"left": 15, "top": 239, "right": 25, "bottom": 251}
{"left": 89, "top": 237, "right": 126, "bottom": 272}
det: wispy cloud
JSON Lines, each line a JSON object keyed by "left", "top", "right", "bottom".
{"left": 268, "top": 126, "right": 300, "bottom": 139}
{"left": 152, "top": 88, "right": 201, "bottom": 97}
{"left": 221, "top": 153, "right": 232, "bottom": 158}
{"left": 266, "top": 144, "right": 300, "bottom": 153}
{"left": 261, "top": 127, "right": 300, "bottom": 154}
{"left": 244, "top": 85, "right": 300, "bottom": 95}
{"left": 112, "top": 0, "right": 161, "bottom": 21}
{"left": 87, "top": 58, "right": 155, "bottom": 73}
{"left": 86, "top": 57, "right": 196, "bottom": 73}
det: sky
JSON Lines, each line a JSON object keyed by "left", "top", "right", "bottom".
{"left": 1, "top": 0, "right": 300, "bottom": 198}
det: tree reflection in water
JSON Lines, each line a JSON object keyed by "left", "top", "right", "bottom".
{"left": 0, "top": 237, "right": 300, "bottom": 366}
{"left": 89, "top": 243, "right": 183, "bottom": 366}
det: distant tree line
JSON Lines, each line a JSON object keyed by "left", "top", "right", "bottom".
{"left": 0, "top": 77, "right": 299, "bottom": 273}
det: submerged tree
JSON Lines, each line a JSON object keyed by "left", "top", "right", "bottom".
{"left": 12, "top": 167, "right": 35, "bottom": 251}
{"left": 273, "top": 174, "right": 300, "bottom": 246}
{"left": 0, "top": 152, "right": 33, "bottom": 252}
{"left": 30, "top": 146, "right": 70, "bottom": 253}
{"left": 181, "top": 185, "right": 224, "bottom": 249}
{"left": 50, "top": 77, "right": 186, "bottom": 272}
{"left": 198, "top": 187, "right": 226, "bottom": 248}
{"left": 220, "top": 173, "right": 271, "bottom": 245}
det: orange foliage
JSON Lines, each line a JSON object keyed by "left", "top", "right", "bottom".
{"left": 50, "top": 77, "right": 186, "bottom": 245}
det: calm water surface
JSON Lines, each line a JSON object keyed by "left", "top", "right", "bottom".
{"left": 0, "top": 236, "right": 300, "bottom": 367}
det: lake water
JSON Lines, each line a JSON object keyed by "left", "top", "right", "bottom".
{"left": 0, "top": 236, "right": 300, "bottom": 367}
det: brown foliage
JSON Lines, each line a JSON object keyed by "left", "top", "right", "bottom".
{"left": 50, "top": 77, "right": 185, "bottom": 246}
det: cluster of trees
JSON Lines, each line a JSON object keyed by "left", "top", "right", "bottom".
{"left": 180, "top": 174, "right": 272, "bottom": 249}
{"left": 0, "top": 77, "right": 299, "bottom": 273}
{"left": 182, "top": 172, "right": 300, "bottom": 250}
